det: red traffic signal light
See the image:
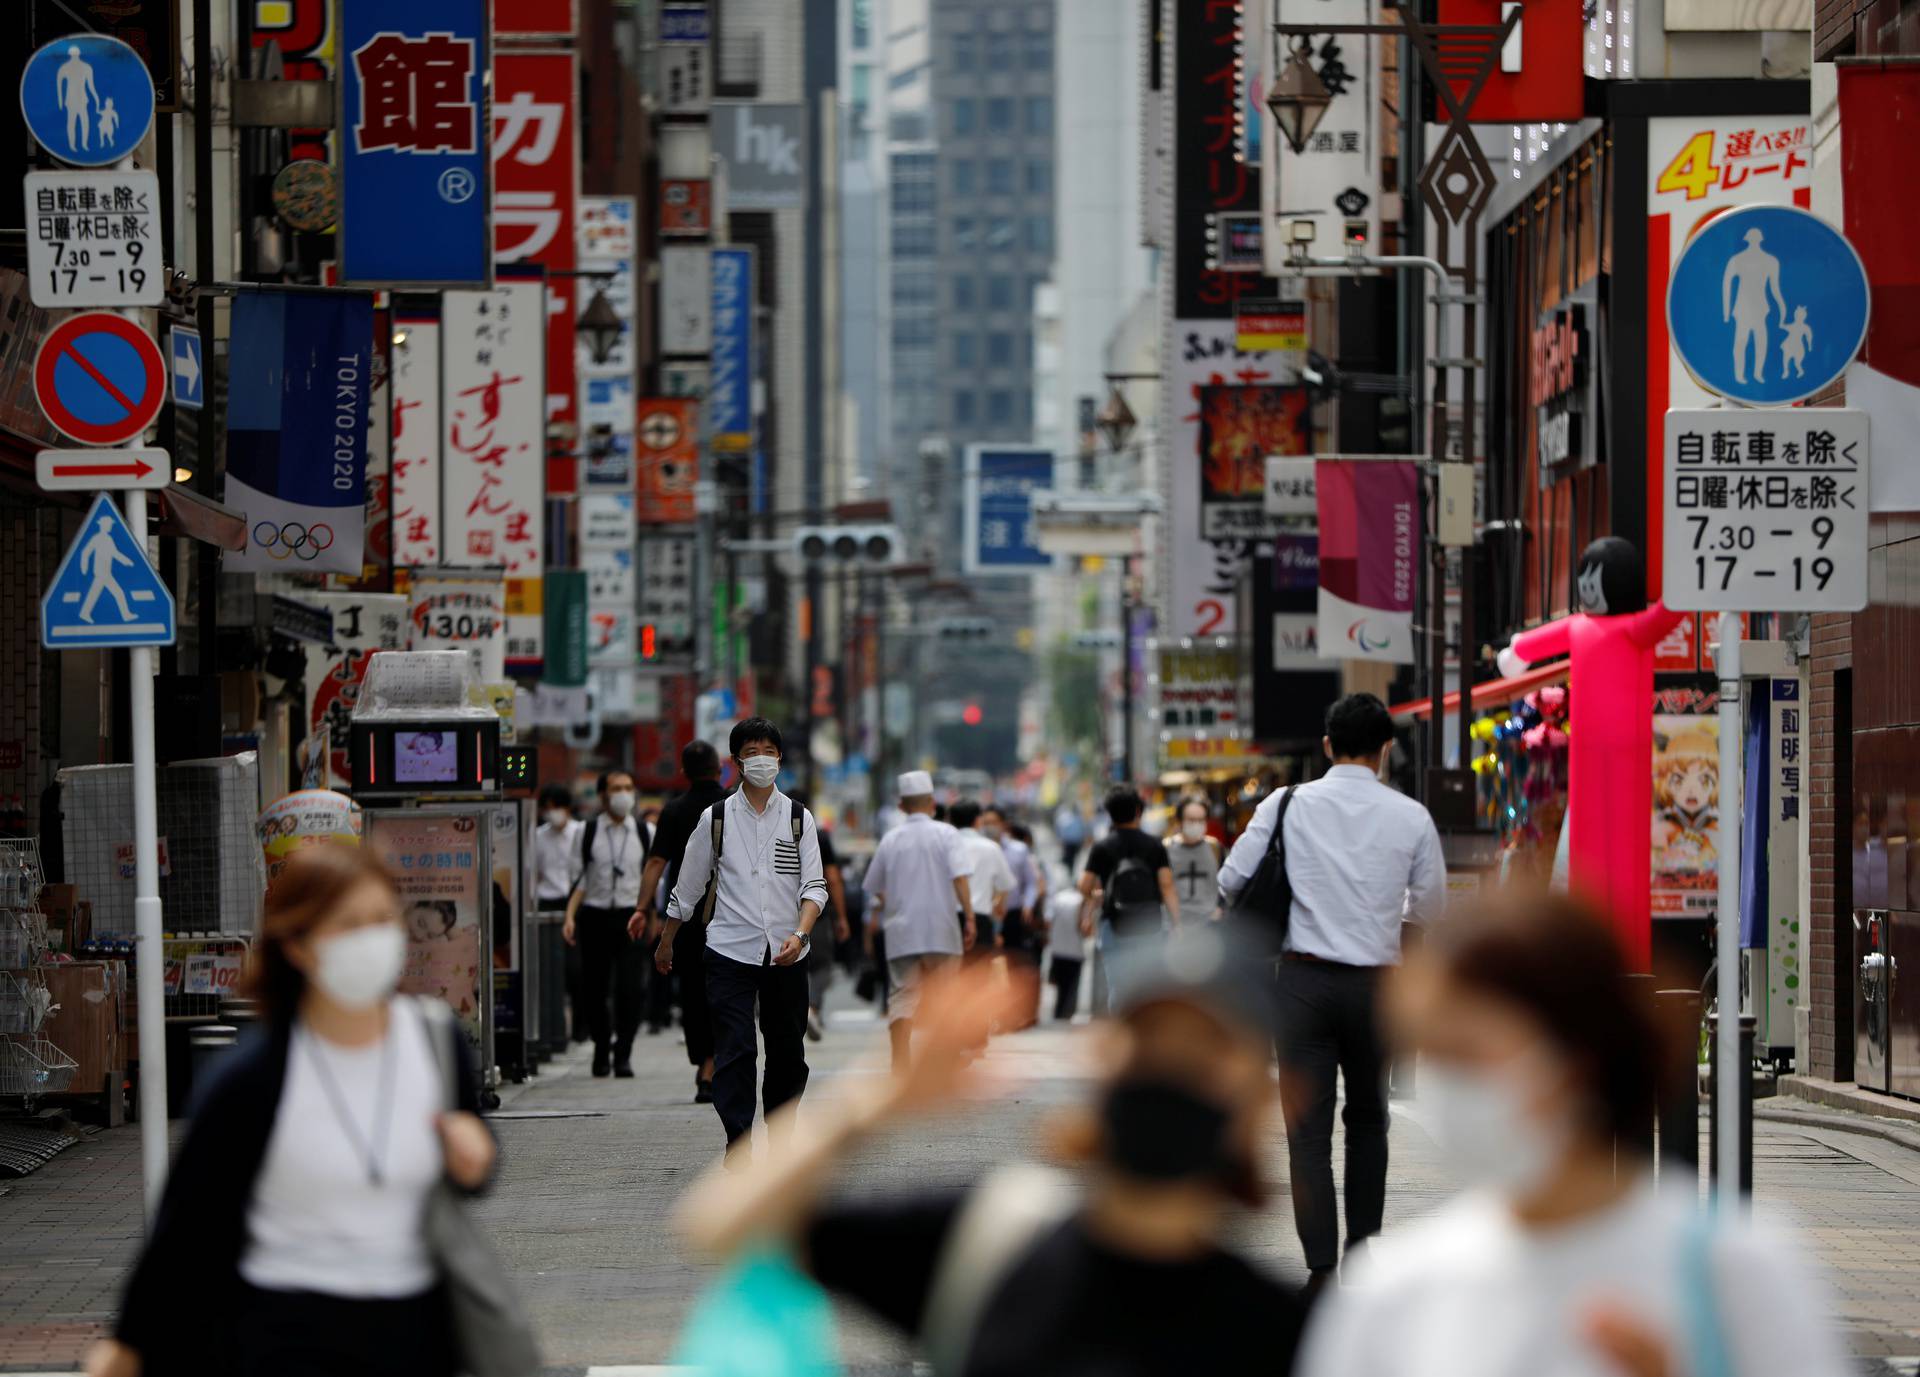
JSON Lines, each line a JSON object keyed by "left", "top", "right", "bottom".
{"left": 962, "top": 702, "right": 983, "bottom": 726}
{"left": 639, "top": 623, "right": 658, "bottom": 660}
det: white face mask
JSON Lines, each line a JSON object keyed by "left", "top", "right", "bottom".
{"left": 309, "top": 923, "right": 407, "bottom": 1010}
{"left": 1420, "top": 1060, "right": 1568, "bottom": 1198}
{"left": 980, "top": 823, "right": 1003, "bottom": 841}
{"left": 605, "top": 791, "right": 635, "bottom": 819}
{"left": 1181, "top": 820, "right": 1207, "bottom": 842}
{"left": 545, "top": 809, "right": 569, "bottom": 830}
{"left": 740, "top": 756, "right": 780, "bottom": 788}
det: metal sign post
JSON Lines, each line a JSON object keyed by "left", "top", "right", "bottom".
{"left": 1713, "top": 613, "right": 1743, "bottom": 1200}
{"left": 125, "top": 488, "right": 167, "bottom": 1212}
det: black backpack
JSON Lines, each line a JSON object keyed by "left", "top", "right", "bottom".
{"left": 696, "top": 797, "right": 806, "bottom": 926}
{"left": 1103, "top": 844, "right": 1163, "bottom": 929}
{"left": 569, "top": 814, "right": 648, "bottom": 897}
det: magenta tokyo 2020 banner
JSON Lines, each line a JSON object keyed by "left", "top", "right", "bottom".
{"left": 1314, "top": 459, "right": 1419, "bottom": 663}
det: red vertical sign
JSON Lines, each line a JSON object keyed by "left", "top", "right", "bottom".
{"left": 493, "top": 0, "right": 579, "bottom": 39}
{"left": 493, "top": 51, "right": 579, "bottom": 495}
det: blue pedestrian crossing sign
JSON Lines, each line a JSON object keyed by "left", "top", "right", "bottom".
{"left": 19, "top": 35, "right": 156, "bottom": 169}
{"left": 171, "top": 326, "right": 203, "bottom": 411}
{"left": 1667, "top": 204, "right": 1871, "bottom": 407}
{"left": 42, "top": 493, "right": 175, "bottom": 649}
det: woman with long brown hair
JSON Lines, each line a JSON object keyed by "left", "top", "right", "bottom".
{"left": 87, "top": 843, "right": 496, "bottom": 1377}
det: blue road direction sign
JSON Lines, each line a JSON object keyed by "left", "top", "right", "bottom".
{"left": 1667, "top": 204, "right": 1871, "bottom": 407}
{"left": 20, "top": 35, "right": 156, "bottom": 168}
{"left": 170, "top": 325, "right": 203, "bottom": 411}
{"left": 42, "top": 493, "right": 175, "bottom": 649}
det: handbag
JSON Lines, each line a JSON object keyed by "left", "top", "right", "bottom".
{"left": 1229, "top": 786, "right": 1297, "bottom": 957}
{"left": 416, "top": 998, "right": 543, "bottom": 1377}
{"left": 672, "top": 1246, "right": 844, "bottom": 1377}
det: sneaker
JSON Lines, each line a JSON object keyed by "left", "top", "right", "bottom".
{"left": 806, "top": 1008, "right": 825, "bottom": 1042}
{"left": 694, "top": 1075, "right": 714, "bottom": 1104}
{"left": 591, "top": 1052, "right": 611, "bottom": 1078}
{"left": 614, "top": 1062, "right": 635, "bottom": 1079}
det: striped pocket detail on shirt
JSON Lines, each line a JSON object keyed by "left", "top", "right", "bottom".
{"left": 773, "top": 840, "right": 801, "bottom": 875}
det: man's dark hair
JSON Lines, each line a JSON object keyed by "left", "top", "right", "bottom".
{"left": 597, "top": 768, "right": 635, "bottom": 796}
{"left": 681, "top": 739, "right": 720, "bottom": 781}
{"left": 1010, "top": 823, "right": 1033, "bottom": 845}
{"left": 949, "top": 800, "right": 982, "bottom": 829}
{"left": 933, "top": 804, "right": 948, "bottom": 822}
{"left": 729, "top": 716, "right": 783, "bottom": 759}
{"left": 1325, "top": 693, "right": 1395, "bottom": 760}
{"left": 538, "top": 783, "right": 573, "bottom": 811}
{"left": 1104, "top": 786, "right": 1145, "bottom": 825}
{"left": 978, "top": 803, "right": 1005, "bottom": 822}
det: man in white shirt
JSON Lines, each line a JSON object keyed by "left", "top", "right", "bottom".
{"left": 659, "top": 718, "right": 828, "bottom": 1157}
{"left": 533, "top": 783, "right": 587, "bottom": 1047}
{"left": 1218, "top": 692, "right": 1446, "bottom": 1294}
{"left": 563, "top": 769, "right": 651, "bottom": 1079}
{"left": 949, "top": 800, "right": 1015, "bottom": 954}
{"left": 861, "top": 770, "right": 971, "bottom": 1071}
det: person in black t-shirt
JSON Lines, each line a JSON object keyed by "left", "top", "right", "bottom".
{"left": 1079, "top": 786, "right": 1183, "bottom": 1012}
{"left": 631, "top": 740, "right": 729, "bottom": 1103}
{"left": 674, "top": 924, "right": 1304, "bottom": 1377}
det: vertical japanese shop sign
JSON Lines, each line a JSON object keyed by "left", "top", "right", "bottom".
{"left": 1262, "top": 0, "right": 1380, "bottom": 264}
{"left": 226, "top": 292, "right": 376, "bottom": 574}
{"left": 367, "top": 810, "right": 488, "bottom": 1052}
{"left": 303, "top": 593, "right": 409, "bottom": 788}
{"left": 578, "top": 196, "right": 638, "bottom": 493}
{"left": 390, "top": 312, "right": 442, "bottom": 567}
{"left": 636, "top": 397, "right": 699, "bottom": 524}
{"left": 1167, "top": 2, "right": 1284, "bottom": 638}
{"left": 710, "top": 245, "right": 755, "bottom": 453}
{"left": 338, "top": 0, "right": 491, "bottom": 286}
{"left": 1644, "top": 116, "right": 1810, "bottom": 593}
{"left": 639, "top": 533, "right": 697, "bottom": 661}
{"left": 1315, "top": 459, "right": 1419, "bottom": 663}
{"left": 493, "top": 51, "right": 579, "bottom": 475}
{"left": 442, "top": 281, "right": 546, "bottom": 667}
{"left": 494, "top": 0, "right": 577, "bottom": 40}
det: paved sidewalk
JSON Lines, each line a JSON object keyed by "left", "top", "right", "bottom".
{"left": 6, "top": 1004, "right": 1920, "bottom": 1372}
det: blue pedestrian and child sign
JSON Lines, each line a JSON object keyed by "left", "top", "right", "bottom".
{"left": 19, "top": 35, "right": 156, "bottom": 168}
{"left": 1667, "top": 204, "right": 1871, "bottom": 407}
{"left": 42, "top": 493, "right": 176, "bottom": 649}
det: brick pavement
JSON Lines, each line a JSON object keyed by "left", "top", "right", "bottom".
{"left": 5, "top": 1008, "right": 1920, "bottom": 1373}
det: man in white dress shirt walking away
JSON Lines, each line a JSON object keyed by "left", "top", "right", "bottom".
{"left": 660, "top": 718, "right": 828, "bottom": 1160}
{"left": 860, "top": 771, "right": 972, "bottom": 1072}
{"left": 1218, "top": 693, "right": 1446, "bottom": 1296}
{"left": 563, "top": 769, "right": 651, "bottom": 1078}
{"left": 532, "top": 783, "right": 586, "bottom": 1046}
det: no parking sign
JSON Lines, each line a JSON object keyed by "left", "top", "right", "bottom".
{"left": 32, "top": 311, "right": 166, "bottom": 445}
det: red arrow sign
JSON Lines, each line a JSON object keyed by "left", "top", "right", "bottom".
{"left": 35, "top": 447, "right": 172, "bottom": 492}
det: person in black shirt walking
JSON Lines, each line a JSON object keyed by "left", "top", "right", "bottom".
{"left": 632, "top": 741, "right": 728, "bottom": 1103}
{"left": 1080, "top": 786, "right": 1183, "bottom": 1010}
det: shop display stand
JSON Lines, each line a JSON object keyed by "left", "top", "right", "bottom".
{"left": 0, "top": 840, "right": 76, "bottom": 1109}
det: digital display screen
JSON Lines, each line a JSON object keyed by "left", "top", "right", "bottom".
{"left": 393, "top": 730, "right": 460, "bottom": 783}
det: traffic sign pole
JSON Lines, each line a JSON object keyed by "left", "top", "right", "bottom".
{"left": 123, "top": 485, "right": 167, "bottom": 1216}
{"left": 1714, "top": 611, "right": 1743, "bottom": 1208}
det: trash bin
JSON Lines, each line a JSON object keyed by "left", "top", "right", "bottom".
{"left": 188, "top": 1023, "right": 239, "bottom": 1092}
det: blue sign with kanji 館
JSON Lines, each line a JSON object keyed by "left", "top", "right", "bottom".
{"left": 966, "top": 446, "right": 1054, "bottom": 573}
{"left": 337, "top": 0, "right": 491, "bottom": 287}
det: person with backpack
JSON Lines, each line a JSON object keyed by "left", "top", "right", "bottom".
{"left": 1217, "top": 693, "right": 1446, "bottom": 1296}
{"left": 562, "top": 769, "right": 652, "bottom": 1079}
{"left": 1078, "top": 786, "right": 1182, "bottom": 1006}
{"left": 657, "top": 718, "right": 827, "bottom": 1160}
{"left": 674, "top": 923, "right": 1305, "bottom": 1377}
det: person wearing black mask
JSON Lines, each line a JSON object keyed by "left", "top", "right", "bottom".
{"left": 676, "top": 924, "right": 1304, "bottom": 1377}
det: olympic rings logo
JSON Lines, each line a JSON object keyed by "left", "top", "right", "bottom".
{"left": 252, "top": 520, "right": 336, "bottom": 561}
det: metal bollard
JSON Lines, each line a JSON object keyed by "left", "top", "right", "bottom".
{"left": 1706, "top": 1011, "right": 1756, "bottom": 1198}
{"left": 1654, "top": 987, "right": 1702, "bottom": 1182}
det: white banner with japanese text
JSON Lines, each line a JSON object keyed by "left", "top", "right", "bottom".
{"left": 390, "top": 313, "right": 441, "bottom": 567}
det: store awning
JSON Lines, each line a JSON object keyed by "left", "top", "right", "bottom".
{"left": 155, "top": 486, "right": 247, "bottom": 551}
{"left": 1390, "top": 658, "right": 1572, "bottom": 722}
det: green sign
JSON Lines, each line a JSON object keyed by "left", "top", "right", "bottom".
{"left": 543, "top": 570, "right": 589, "bottom": 687}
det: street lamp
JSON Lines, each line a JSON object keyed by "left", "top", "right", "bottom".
{"left": 1095, "top": 386, "right": 1137, "bottom": 453}
{"left": 1266, "top": 38, "right": 1333, "bottom": 155}
{"left": 576, "top": 288, "right": 623, "bottom": 366}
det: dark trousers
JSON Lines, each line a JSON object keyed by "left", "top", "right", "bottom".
{"left": 1049, "top": 955, "right": 1084, "bottom": 1020}
{"left": 644, "top": 940, "right": 676, "bottom": 1031}
{"left": 576, "top": 905, "right": 646, "bottom": 1062}
{"left": 706, "top": 946, "right": 810, "bottom": 1145}
{"left": 235, "top": 1283, "right": 454, "bottom": 1377}
{"left": 1275, "top": 959, "right": 1389, "bottom": 1272}
{"left": 676, "top": 920, "right": 714, "bottom": 1066}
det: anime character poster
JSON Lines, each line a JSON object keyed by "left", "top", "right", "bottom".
{"left": 1195, "top": 384, "right": 1311, "bottom": 540}
{"left": 366, "top": 811, "right": 488, "bottom": 1051}
{"left": 1652, "top": 715, "right": 1720, "bottom": 917}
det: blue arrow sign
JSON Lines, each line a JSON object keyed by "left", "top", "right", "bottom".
{"left": 42, "top": 493, "right": 175, "bottom": 649}
{"left": 19, "top": 35, "right": 156, "bottom": 168}
{"left": 1667, "top": 204, "right": 1871, "bottom": 407}
{"left": 171, "top": 325, "right": 203, "bottom": 411}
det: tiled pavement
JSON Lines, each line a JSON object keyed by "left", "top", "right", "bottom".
{"left": 5, "top": 1007, "right": 1920, "bottom": 1373}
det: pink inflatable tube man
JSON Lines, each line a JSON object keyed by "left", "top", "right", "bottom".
{"left": 1499, "top": 538, "right": 1683, "bottom": 974}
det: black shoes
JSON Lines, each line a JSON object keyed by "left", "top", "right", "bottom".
{"left": 1303, "top": 1267, "right": 1337, "bottom": 1304}
{"left": 694, "top": 1074, "right": 714, "bottom": 1104}
{"left": 614, "top": 1061, "right": 635, "bottom": 1079}
{"left": 591, "top": 1051, "right": 611, "bottom": 1078}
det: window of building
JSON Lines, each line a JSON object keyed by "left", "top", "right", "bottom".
{"left": 986, "top": 215, "right": 1015, "bottom": 250}
{"left": 953, "top": 332, "right": 977, "bottom": 368}
{"left": 954, "top": 391, "right": 977, "bottom": 426}
{"left": 953, "top": 275, "right": 975, "bottom": 310}
{"left": 951, "top": 160, "right": 975, "bottom": 196}
{"left": 952, "top": 97, "right": 975, "bottom": 135}
{"left": 1026, "top": 30, "right": 1052, "bottom": 70}
{"left": 986, "top": 158, "right": 1014, "bottom": 195}
{"left": 986, "top": 97, "right": 1014, "bottom": 134}
{"left": 986, "top": 331, "right": 1013, "bottom": 367}
{"left": 986, "top": 274, "right": 1015, "bottom": 310}
{"left": 891, "top": 221, "right": 935, "bottom": 257}
{"left": 1026, "top": 96, "right": 1052, "bottom": 136}
{"left": 1026, "top": 160, "right": 1052, "bottom": 197}
{"left": 892, "top": 316, "right": 935, "bottom": 348}
{"left": 852, "top": 0, "right": 872, "bottom": 48}
{"left": 987, "top": 390, "right": 1014, "bottom": 425}
{"left": 952, "top": 32, "right": 976, "bottom": 71}
{"left": 952, "top": 216, "right": 978, "bottom": 251}
{"left": 987, "top": 31, "right": 1015, "bottom": 69}
{"left": 1026, "top": 215, "right": 1052, "bottom": 255}
{"left": 893, "top": 271, "right": 934, "bottom": 307}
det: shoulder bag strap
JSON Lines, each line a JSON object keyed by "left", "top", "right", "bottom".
{"left": 698, "top": 805, "right": 726, "bottom": 926}
{"left": 790, "top": 799, "right": 805, "bottom": 845}
{"left": 569, "top": 817, "right": 599, "bottom": 897}
{"left": 922, "top": 1165, "right": 1075, "bottom": 1377}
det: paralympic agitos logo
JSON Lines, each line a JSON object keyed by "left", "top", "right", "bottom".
{"left": 1347, "top": 620, "right": 1393, "bottom": 653}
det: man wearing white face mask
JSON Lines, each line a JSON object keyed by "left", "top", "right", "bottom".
{"left": 564, "top": 768, "right": 651, "bottom": 1078}
{"left": 660, "top": 718, "right": 828, "bottom": 1158}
